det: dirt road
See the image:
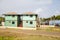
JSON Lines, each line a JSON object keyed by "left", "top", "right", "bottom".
{"left": 0, "top": 28, "right": 60, "bottom": 37}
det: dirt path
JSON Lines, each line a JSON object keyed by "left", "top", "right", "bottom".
{"left": 0, "top": 28, "right": 60, "bottom": 37}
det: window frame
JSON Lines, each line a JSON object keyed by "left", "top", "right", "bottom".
{"left": 12, "top": 15, "right": 15, "bottom": 17}
{"left": 12, "top": 21, "right": 15, "bottom": 24}
{"left": 30, "top": 15, "right": 33, "bottom": 17}
{"left": 30, "top": 21, "right": 33, "bottom": 24}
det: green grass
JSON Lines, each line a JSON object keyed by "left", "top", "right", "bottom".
{"left": 0, "top": 35, "right": 60, "bottom": 40}
{"left": 45, "top": 27, "right": 60, "bottom": 32}
{"left": 0, "top": 27, "right": 60, "bottom": 40}
{"left": 38, "top": 27, "right": 60, "bottom": 32}
{"left": 0, "top": 36, "right": 14, "bottom": 40}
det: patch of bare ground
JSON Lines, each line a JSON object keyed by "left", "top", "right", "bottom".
{"left": 0, "top": 28, "right": 60, "bottom": 40}
{"left": 0, "top": 28, "right": 60, "bottom": 37}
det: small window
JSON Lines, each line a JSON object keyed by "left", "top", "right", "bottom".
{"left": 26, "top": 21, "right": 28, "bottom": 23}
{"left": 12, "top": 21, "right": 15, "bottom": 24}
{"left": 30, "top": 15, "right": 33, "bottom": 17}
{"left": 26, "top": 15, "right": 28, "bottom": 16}
{"left": 12, "top": 15, "right": 15, "bottom": 17}
{"left": 35, "top": 15, "right": 38, "bottom": 18}
{"left": 8, "top": 15, "right": 10, "bottom": 16}
{"left": 30, "top": 21, "right": 33, "bottom": 24}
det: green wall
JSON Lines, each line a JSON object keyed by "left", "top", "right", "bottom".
{"left": 5, "top": 15, "right": 18, "bottom": 20}
{"left": 22, "top": 15, "right": 37, "bottom": 28}
{"left": 22, "top": 16, "right": 36, "bottom": 20}
{"left": 23, "top": 21, "right": 36, "bottom": 28}
{"left": 5, "top": 20, "right": 17, "bottom": 27}
{"left": 4, "top": 15, "right": 37, "bottom": 28}
{"left": 5, "top": 15, "right": 18, "bottom": 27}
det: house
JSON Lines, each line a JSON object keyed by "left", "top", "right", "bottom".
{"left": 3, "top": 12, "right": 38, "bottom": 28}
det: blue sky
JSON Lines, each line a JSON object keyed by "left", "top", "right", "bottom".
{"left": 0, "top": 0, "right": 60, "bottom": 18}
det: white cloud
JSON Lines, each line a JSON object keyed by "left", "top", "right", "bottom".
{"left": 33, "top": 7, "right": 48, "bottom": 14}
{"left": 33, "top": 8, "right": 43, "bottom": 14}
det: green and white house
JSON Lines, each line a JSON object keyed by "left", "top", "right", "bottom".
{"left": 4, "top": 12, "right": 38, "bottom": 29}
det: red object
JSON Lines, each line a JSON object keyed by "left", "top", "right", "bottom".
{"left": 18, "top": 22, "right": 23, "bottom": 27}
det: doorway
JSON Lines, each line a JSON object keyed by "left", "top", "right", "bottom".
{"left": 18, "top": 15, "right": 23, "bottom": 27}
{"left": 18, "top": 21, "right": 23, "bottom": 27}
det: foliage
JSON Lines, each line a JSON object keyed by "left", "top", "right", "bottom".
{"left": 0, "top": 35, "right": 60, "bottom": 40}
{"left": 0, "top": 17, "right": 5, "bottom": 22}
{"left": 55, "top": 15, "right": 60, "bottom": 20}
{"left": 41, "top": 15, "right": 60, "bottom": 21}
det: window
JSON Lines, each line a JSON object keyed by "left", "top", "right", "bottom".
{"left": 26, "top": 15, "right": 28, "bottom": 16}
{"left": 8, "top": 15, "right": 10, "bottom": 16}
{"left": 12, "top": 21, "right": 15, "bottom": 24}
{"left": 26, "top": 21, "right": 28, "bottom": 23}
{"left": 35, "top": 15, "right": 38, "bottom": 18}
{"left": 30, "top": 21, "right": 33, "bottom": 24}
{"left": 30, "top": 15, "right": 33, "bottom": 17}
{"left": 12, "top": 15, "right": 15, "bottom": 17}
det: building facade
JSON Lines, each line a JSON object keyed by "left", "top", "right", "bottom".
{"left": 4, "top": 15, "right": 18, "bottom": 27}
{"left": 22, "top": 14, "right": 37, "bottom": 28}
{"left": 4, "top": 12, "right": 38, "bottom": 28}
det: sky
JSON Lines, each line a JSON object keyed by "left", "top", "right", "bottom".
{"left": 0, "top": 0, "right": 60, "bottom": 18}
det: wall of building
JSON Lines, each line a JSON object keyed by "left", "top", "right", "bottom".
{"left": 5, "top": 20, "right": 17, "bottom": 27}
{"left": 22, "top": 15, "right": 37, "bottom": 28}
{"left": 23, "top": 21, "right": 36, "bottom": 28}
{"left": 22, "top": 16, "right": 36, "bottom": 20}
{"left": 4, "top": 15, "right": 37, "bottom": 28}
{"left": 5, "top": 15, "right": 18, "bottom": 27}
{"left": 5, "top": 15, "right": 18, "bottom": 20}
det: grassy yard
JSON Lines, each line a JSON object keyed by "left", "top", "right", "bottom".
{"left": 0, "top": 27, "right": 60, "bottom": 40}
{"left": 0, "top": 35, "right": 60, "bottom": 40}
{"left": 37, "top": 27, "right": 60, "bottom": 32}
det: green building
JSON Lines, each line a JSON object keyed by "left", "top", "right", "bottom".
{"left": 4, "top": 12, "right": 38, "bottom": 28}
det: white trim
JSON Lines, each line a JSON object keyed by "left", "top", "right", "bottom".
{"left": 0, "top": 26, "right": 36, "bottom": 30}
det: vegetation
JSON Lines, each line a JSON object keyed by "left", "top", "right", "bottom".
{"left": 0, "top": 17, "right": 5, "bottom": 22}
{"left": 38, "top": 27, "right": 60, "bottom": 32}
{"left": 0, "top": 28, "right": 60, "bottom": 40}
{"left": 55, "top": 15, "right": 60, "bottom": 20}
{"left": 0, "top": 35, "right": 60, "bottom": 40}
{"left": 41, "top": 15, "right": 60, "bottom": 22}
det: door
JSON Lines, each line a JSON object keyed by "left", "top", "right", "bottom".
{"left": 18, "top": 21, "right": 23, "bottom": 27}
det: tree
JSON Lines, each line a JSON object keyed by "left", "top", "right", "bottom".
{"left": 41, "top": 15, "right": 60, "bottom": 22}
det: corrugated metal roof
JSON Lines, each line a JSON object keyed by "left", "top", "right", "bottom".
{"left": 7, "top": 12, "right": 16, "bottom": 14}
{"left": 3, "top": 12, "right": 38, "bottom": 15}
{"left": 23, "top": 12, "right": 34, "bottom": 14}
